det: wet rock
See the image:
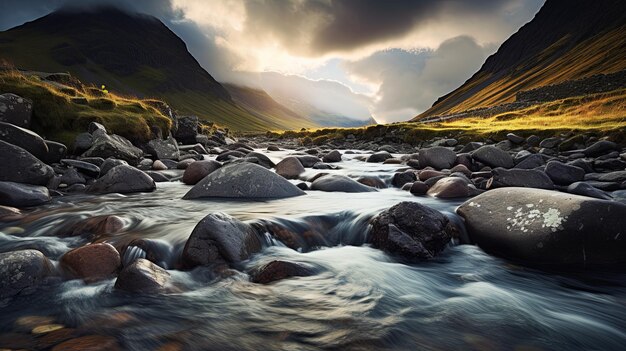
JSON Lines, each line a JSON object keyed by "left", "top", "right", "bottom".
{"left": 369, "top": 202, "right": 453, "bottom": 260}
{"left": 0, "top": 181, "right": 50, "bottom": 207}
{"left": 121, "top": 238, "right": 174, "bottom": 269}
{"left": 0, "top": 93, "right": 32, "bottom": 128}
{"left": 366, "top": 151, "right": 393, "bottom": 163}
{"left": 322, "top": 150, "right": 342, "bottom": 163}
{"left": 567, "top": 182, "right": 612, "bottom": 200}
{"left": 146, "top": 136, "right": 179, "bottom": 160}
{"left": 275, "top": 156, "right": 305, "bottom": 179}
{"left": 312, "top": 162, "right": 334, "bottom": 170}
{"left": 590, "top": 171, "right": 626, "bottom": 183}
{"left": 472, "top": 145, "right": 514, "bottom": 169}
{"left": 0, "top": 140, "right": 54, "bottom": 185}
{"left": 418, "top": 169, "right": 446, "bottom": 181}
{"left": 60, "top": 243, "right": 121, "bottom": 281}
{"left": 457, "top": 187, "right": 626, "bottom": 267}
{"left": 418, "top": 147, "right": 456, "bottom": 170}
{"left": 183, "top": 162, "right": 305, "bottom": 199}
{"left": 267, "top": 145, "right": 280, "bottom": 151}
{"left": 0, "top": 122, "right": 49, "bottom": 160}
{"left": 216, "top": 150, "right": 246, "bottom": 161}
{"left": 544, "top": 161, "right": 585, "bottom": 185}
{"left": 0, "top": 205, "right": 22, "bottom": 220}
{"left": 145, "top": 171, "right": 170, "bottom": 183}
{"left": 182, "top": 160, "right": 221, "bottom": 185}
{"left": 43, "top": 141, "right": 67, "bottom": 164}
{"left": 174, "top": 115, "right": 199, "bottom": 144}
{"left": 582, "top": 140, "right": 617, "bottom": 157}
{"left": 506, "top": 133, "right": 525, "bottom": 144}
{"left": 392, "top": 170, "right": 417, "bottom": 188}
{"left": 99, "top": 158, "right": 128, "bottom": 176}
{"left": 311, "top": 174, "right": 377, "bottom": 193}
{"left": 61, "top": 159, "right": 100, "bottom": 178}
{"left": 88, "top": 165, "right": 156, "bottom": 194}
{"left": 51, "top": 335, "right": 121, "bottom": 351}
{"left": 246, "top": 152, "right": 275, "bottom": 169}
{"left": 182, "top": 212, "right": 261, "bottom": 267}
{"left": 410, "top": 181, "right": 429, "bottom": 195}
{"left": 296, "top": 155, "right": 322, "bottom": 167}
{"left": 0, "top": 249, "right": 51, "bottom": 299}
{"left": 251, "top": 260, "right": 315, "bottom": 284}
{"left": 357, "top": 176, "right": 387, "bottom": 189}
{"left": 427, "top": 177, "right": 480, "bottom": 198}
{"left": 82, "top": 133, "right": 143, "bottom": 166}
{"left": 56, "top": 215, "right": 124, "bottom": 239}
{"left": 488, "top": 168, "right": 554, "bottom": 190}
{"left": 539, "top": 137, "right": 561, "bottom": 149}
{"left": 115, "top": 258, "right": 171, "bottom": 294}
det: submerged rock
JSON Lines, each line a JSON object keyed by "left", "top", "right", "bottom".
{"left": 183, "top": 163, "right": 305, "bottom": 199}
{"left": 0, "top": 181, "right": 50, "bottom": 207}
{"left": 0, "top": 140, "right": 54, "bottom": 185}
{"left": 251, "top": 260, "right": 315, "bottom": 284}
{"left": 368, "top": 202, "right": 453, "bottom": 260}
{"left": 457, "top": 187, "right": 626, "bottom": 267}
{"left": 182, "top": 212, "right": 262, "bottom": 267}
{"left": 0, "top": 249, "right": 51, "bottom": 299}
{"left": 115, "top": 258, "right": 171, "bottom": 294}
{"left": 311, "top": 174, "right": 377, "bottom": 193}
{"left": 88, "top": 165, "right": 155, "bottom": 194}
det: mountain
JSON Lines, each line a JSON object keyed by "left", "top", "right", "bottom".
{"left": 414, "top": 0, "right": 626, "bottom": 120}
{"left": 271, "top": 94, "right": 377, "bottom": 128}
{"left": 0, "top": 6, "right": 300, "bottom": 131}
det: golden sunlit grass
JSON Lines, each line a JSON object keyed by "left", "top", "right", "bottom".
{"left": 0, "top": 69, "right": 172, "bottom": 147}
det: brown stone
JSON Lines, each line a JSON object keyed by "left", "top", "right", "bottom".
{"left": 182, "top": 160, "right": 221, "bottom": 185}
{"left": 51, "top": 335, "right": 120, "bottom": 351}
{"left": 60, "top": 243, "right": 121, "bottom": 281}
{"left": 252, "top": 260, "right": 315, "bottom": 284}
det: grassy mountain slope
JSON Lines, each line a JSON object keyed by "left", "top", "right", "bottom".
{"left": 0, "top": 7, "right": 293, "bottom": 131}
{"left": 415, "top": 0, "right": 626, "bottom": 119}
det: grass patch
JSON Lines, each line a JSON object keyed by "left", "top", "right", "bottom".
{"left": 0, "top": 69, "right": 172, "bottom": 147}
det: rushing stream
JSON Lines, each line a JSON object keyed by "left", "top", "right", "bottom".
{"left": 1, "top": 150, "right": 626, "bottom": 350}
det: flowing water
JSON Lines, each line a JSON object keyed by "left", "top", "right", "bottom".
{"left": 1, "top": 150, "right": 626, "bottom": 350}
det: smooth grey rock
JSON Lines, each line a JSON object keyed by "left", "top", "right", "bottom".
{"left": 366, "top": 151, "right": 393, "bottom": 163}
{"left": 275, "top": 157, "right": 305, "bottom": 179}
{"left": 539, "top": 137, "right": 561, "bottom": 149}
{"left": 183, "top": 162, "right": 305, "bottom": 199}
{"left": 82, "top": 133, "right": 143, "bottom": 166}
{"left": 61, "top": 159, "right": 100, "bottom": 178}
{"left": 311, "top": 174, "right": 377, "bottom": 193}
{"left": 0, "top": 122, "right": 48, "bottom": 160}
{"left": 369, "top": 202, "right": 452, "bottom": 260}
{"left": 182, "top": 160, "right": 221, "bottom": 185}
{"left": 115, "top": 258, "right": 172, "bottom": 293}
{"left": 42, "top": 140, "right": 67, "bottom": 164}
{"left": 506, "top": 133, "right": 525, "bottom": 144}
{"left": 391, "top": 170, "right": 417, "bottom": 188}
{"left": 59, "top": 168, "right": 86, "bottom": 186}
{"left": 88, "top": 165, "right": 156, "bottom": 194}
{"left": 0, "top": 93, "right": 32, "bottom": 128}
{"left": 457, "top": 187, "right": 626, "bottom": 267}
{"left": 297, "top": 155, "right": 322, "bottom": 167}
{"left": 0, "top": 249, "right": 51, "bottom": 299}
{"left": 322, "top": 150, "right": 342, "bottom": 163}
{"left": 515, "top": 154, "right": 546, "bottom": 169}
{"left": 0, "top": 140, "right": 54, "bottom": 185}
{"left": 182, "top": 212, "right": 261, "bottom": 267}
{"left": 73, "top": 132, "right": 93, "bottom": 152}
{"left": 544, "top": 161, "right": 585, "bottom": 185}
{"left": 0, "top": 181, "right": 50, "bottom": 207}
{"left": 427, "top": 177, "right": 480, "bottom": 198}
{"left": 489, "top": 168, "right": 554, "bottom": 190}
{"left": 99, "top": 158, "right": 128, "bottom": 177}
{"left": 567, "top": 182, "right": 612, "bottom": 200}
{"left": 246, "top": 152, "right": 275, "bottom": 169}
{"left": 583, "top": 140, "right": 617, "bottom": 157}
{"left": 418, "top": 147, "right": 456, "bottom": 170}
{"left": 472, "top": 145, "right": 514, "bottom": 169}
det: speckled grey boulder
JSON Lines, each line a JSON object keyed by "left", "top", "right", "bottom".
{"left": 0, "top": 249, "right": 51, "bottom": 299}
{"left": 88, "top": 165, "right": 156, "bottom": 194}
{"left": 0, "top": 140, "right": 54, "bottom": 185}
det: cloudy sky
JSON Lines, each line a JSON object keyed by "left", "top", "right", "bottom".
{"left": 0, "top": 0, "right": 544, "bottom": 123}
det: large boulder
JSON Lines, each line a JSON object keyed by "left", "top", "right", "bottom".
{"left": 0, "top": 122, "right": 49, "bottom": 160}
{"left": 146, "top": 136, "right": 179, "bottom": 160}
{"left": 114, "top": 258, "right": 172, "bottom": 294}
{"left": 472, "top": 145, "right": 514, "bottom": 168}
{"left": 0, "top": 249, "right": 51, "bottom": 299}
{"left": 60, "top": 243, "right": 121, "bottom": 281}
{"left": 322, "top": 150, "right": 342, "bottom": 163}
{"left": 310, "top": 174, "right": 377, "bottom": 193}
{"left": 182, "top": 160, "right": 221, "bottom": 185}
{"left": 42, "top": 140, "right": 67, "bottom": 164}
{"left": 174, "top": 115, "right": 199, "bottom": 145}
{"left": 457, "top": 187, "right": 626, "bottom": 267}
{"left": 488, "top": 168, "right": 554, "bottom": 190}
{"left": 0, "top": 140, "right": 54, "bottom": 185}
{"left": 0, "top": 93, "right": 32, "bottom": 128}
{"left": 183, "top": 163, "right": 305, "bottom": 199}
{"left": 182, "top": 213, "right": 262, "bottom": 267}
{"left": 275, "top": 157, "right": 305, "bottom": 179}
{"left": 368, "top": 202, "right": 453, "bottom": 260}
{"left": 0, "top": 181, "right": 50, "bottom": 207}
{"left": 81, "top": 134, "right": 143, "bottom": 166}
{"left": 418, "top": 147, "right": 456, "bottom": 170}
{"left": 88, "top": 165, "right": 156, "bottom": 194}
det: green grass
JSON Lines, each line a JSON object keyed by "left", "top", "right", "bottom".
{"left": 0, "top": 70, "right": 172, "bottom": 147}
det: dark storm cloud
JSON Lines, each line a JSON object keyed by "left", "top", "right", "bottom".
{"left": 243, "top": 0, "right": 531, "bottom": 55}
